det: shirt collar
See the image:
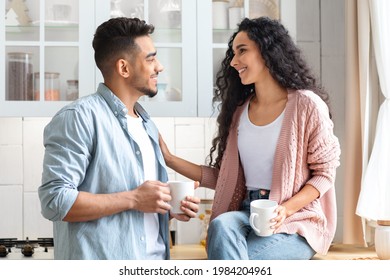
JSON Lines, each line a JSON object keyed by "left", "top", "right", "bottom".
{"left": 97, "top": 83, "right": 151, "bottom": 121}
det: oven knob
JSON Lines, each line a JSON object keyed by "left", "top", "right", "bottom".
{"left": 0, "top": 245, "right": 8, "bottom": 257}
{"left": 22, "top": 244, "right": 34, "bottom": 257}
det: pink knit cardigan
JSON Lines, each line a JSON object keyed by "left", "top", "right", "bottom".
{"left": 200, "top": 90, "right": 341, "bottom": 255}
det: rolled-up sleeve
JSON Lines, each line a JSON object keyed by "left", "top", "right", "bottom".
{"left": 38, "top": 108, "right": 93, "bottom": 221}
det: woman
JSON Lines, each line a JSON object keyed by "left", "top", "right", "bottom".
{"left": 159, "top": 17, "right": 340, "bottom": 259}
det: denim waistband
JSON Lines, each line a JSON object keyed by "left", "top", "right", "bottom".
{"left": 241, "top": 189, "right": 271, "bottom": 211}
{"left": 246, "top": 189, "right": 270, "bottom": 200}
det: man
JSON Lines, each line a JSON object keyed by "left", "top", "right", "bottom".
{"left": 38, "top": 17, "right": 199, "bottom": 260}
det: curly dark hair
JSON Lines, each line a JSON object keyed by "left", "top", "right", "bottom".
{"left": 208, "top": 17, "right": 331, "bottom": 168}
{"left": 92, "top": 17, "right": 154, "bottom": 78}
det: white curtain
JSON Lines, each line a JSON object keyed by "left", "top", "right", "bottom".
{"left": 356, "top": 0, "right": 390, "bottom": 223}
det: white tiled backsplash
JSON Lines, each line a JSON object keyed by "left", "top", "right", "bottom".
{"left": 0, "top": 116, "right": 216, "bottom": 245}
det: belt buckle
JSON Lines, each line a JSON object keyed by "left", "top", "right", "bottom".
{"left": 259, "top": 189, "right": 268, "bottom": 196}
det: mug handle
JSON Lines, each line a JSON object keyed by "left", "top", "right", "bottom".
{"left": 249, "top": 213, "right": 262, "bottom": 236}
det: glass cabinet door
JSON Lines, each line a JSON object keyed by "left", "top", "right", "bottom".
{"left": 198, "top": 0, "right": 280, "bottom": 117}
{"left": 1, "top": 0, "right": 95, "bottom": 117}
{"left": 100, "top": 0, "right": 197, "bottom": 117}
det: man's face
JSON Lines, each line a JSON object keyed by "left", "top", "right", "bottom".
{"left": 128, "top": 35, "right": 164, "bottom": 98}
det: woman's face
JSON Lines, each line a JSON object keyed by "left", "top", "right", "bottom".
{"left": 230, "top": 31, "right": 268, "bottom": 85}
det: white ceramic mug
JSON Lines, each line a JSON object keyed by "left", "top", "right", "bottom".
{"left": 249, "top": 199, "right": 278, "bottom": 237}
{"left": 168, "top": 181, "right": 194, "bottom": 214}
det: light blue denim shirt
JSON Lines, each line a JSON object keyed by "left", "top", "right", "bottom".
{"left": 38, "top": 83, "right": 170, "bottom": 259}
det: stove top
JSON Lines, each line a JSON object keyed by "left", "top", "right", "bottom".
{"left": 0, "top": 238, "right": 54, "bottom": 260}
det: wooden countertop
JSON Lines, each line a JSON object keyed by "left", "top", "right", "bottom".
{"left": 312, "top": 243, "right": 378, "bottom": 260}
{"left": 170, "top": 244, "right": 207, "bottom": 260}
{"left": 170, "top": 243, "right": 378, "bottom": 260}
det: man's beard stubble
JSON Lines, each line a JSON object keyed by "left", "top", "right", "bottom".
{"left": 137, "top": 86, "right": 158, "bottom": 98}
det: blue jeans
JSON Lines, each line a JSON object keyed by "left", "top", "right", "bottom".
{"left": 207, "top": 190, "right": 316, "bottom": 260}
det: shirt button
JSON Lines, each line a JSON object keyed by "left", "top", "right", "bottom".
{"left": 140, "top": 236, "right": 145, "bottom": 242}
{"left": 136, "top": 151, "right": 140, "bottom": 155}
{"left": 114, "top": 111, "right": 118, "bottom": 116}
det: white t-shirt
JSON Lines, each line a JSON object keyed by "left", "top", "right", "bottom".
{"left": 126, "top": 114, "right": 165, "bottom": 259}
{"left": 237, "top": 102, "right": 285, "bottom": 191}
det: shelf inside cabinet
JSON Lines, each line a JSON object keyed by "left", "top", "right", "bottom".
{"left": 6, "top": 25, "right": 36, "bottom": 33}
{"left": 34, "top": 21, "right": 79, "bottom": 27}
{"left": 6, "top": 23, "right": 78, "bottom": 31}
{"left": 6, "top": 23, "right": 79, "bottom": 42}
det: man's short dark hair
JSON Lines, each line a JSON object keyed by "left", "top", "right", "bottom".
{"left": 92, "top": 17, "right": 155, "bottom": 77}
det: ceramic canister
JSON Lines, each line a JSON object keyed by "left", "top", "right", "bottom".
{"left": 375, "top": 225, "right": 390, "bottom": 260}
{"left": 229, "top": 6, "right": 244, "bottom": 29}
{"left": 212, "top": 1, "right": 229, "bottom": 29}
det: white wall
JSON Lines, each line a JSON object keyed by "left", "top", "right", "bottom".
{"left": 295, "top": 0, "right": 346, "bottom": 242}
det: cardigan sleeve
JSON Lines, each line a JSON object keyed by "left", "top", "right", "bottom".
{"left": 304, "top": 94, "right": 341, "bottom": 197}
{"left": 200, "top": 165, "right": 219, "bottom": 190}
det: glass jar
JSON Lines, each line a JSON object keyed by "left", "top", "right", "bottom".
{"left": 34, "top": 72, "right": 60, "bottom": 101}
{"left": 110, "top": 0, "right": 125, "bottom": 18}
{"left": 66, "top": 80, "right": 79, "bottom": 101}
{"left": 199, "top": 209, "right": 211, "bottom": 247}
{"left": 6, "top": 52, "right": 34, "bottom": 100}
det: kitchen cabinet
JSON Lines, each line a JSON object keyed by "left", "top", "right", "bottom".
{"left": 1, "top": 0, "right": 285, "bottom": 117}
{"left": 0, "top": 0, "right": 96, "bottom": 117}
{"left": 0, "top": 0, "right": 197, "bottom": 117}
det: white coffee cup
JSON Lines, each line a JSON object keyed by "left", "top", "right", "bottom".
{"left": 168, "top": 181, "right": 194, "bottom": 214}
{"left": 249, "top": 199, "right": 278, "bottom": 237}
